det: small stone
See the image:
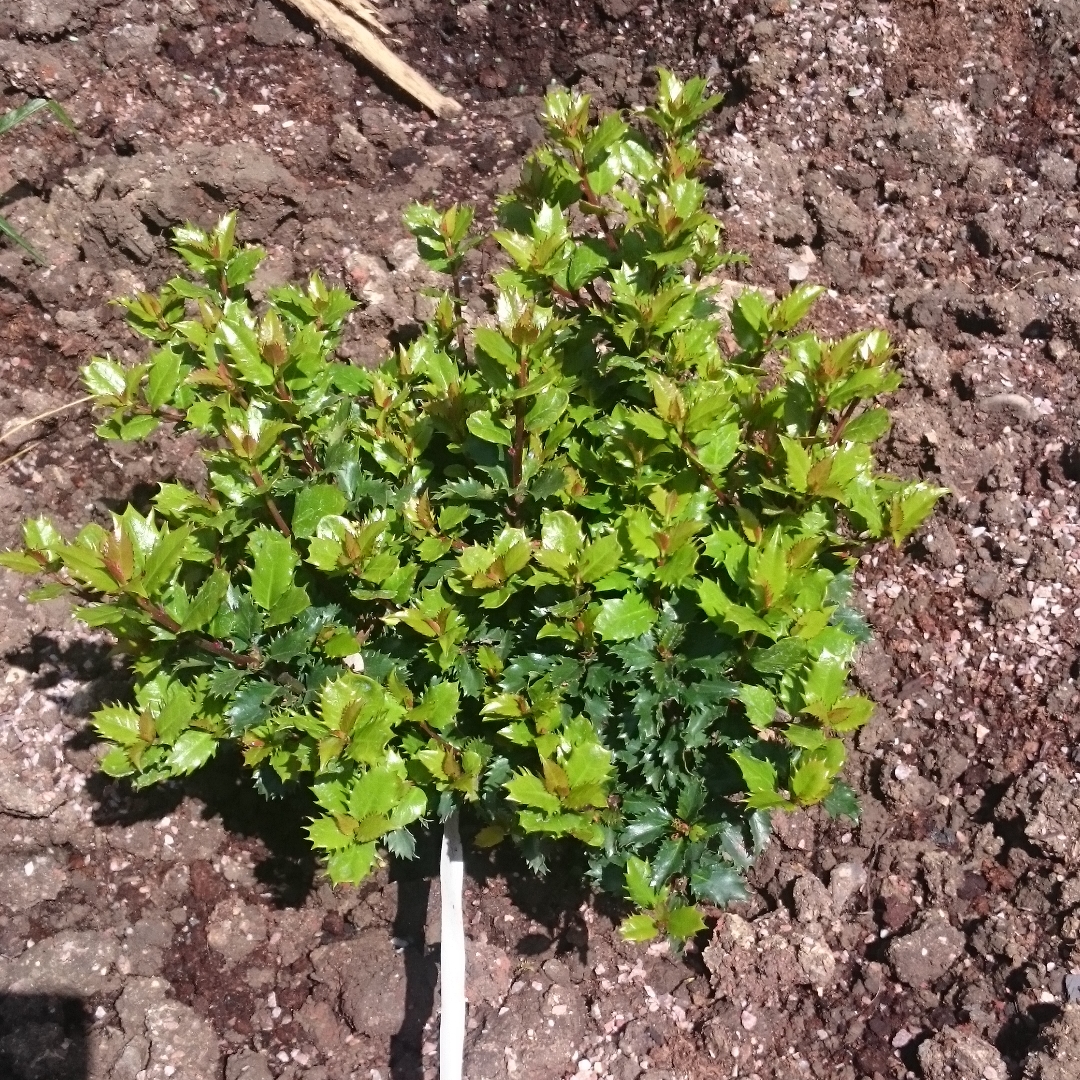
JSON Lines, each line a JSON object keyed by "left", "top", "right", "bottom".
{"left": 740, "top": 1009, "right": 758, "bottom": 1030}
{"left": 829, "top": 863, "right": 867, "bottom": 912}
{"left": 887, "top": 910, "right": 965, "bottom": 987}
{"left": 918, "top": 1028, "right": 1006, "bottom": 1080}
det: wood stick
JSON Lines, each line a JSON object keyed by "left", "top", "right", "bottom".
{"left": 331, "top": 0, "right": 390, "bottom": 35}
{"left": 285, "top": 0, "right": 462, "bottom": 118}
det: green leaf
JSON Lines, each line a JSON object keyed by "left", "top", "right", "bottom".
{"left": 567, "top": 242, "right": 610, "bottom": 291}
{"left": 27, "top": 583, "right": 68, "bottom": 601}
{"left": 540, "top": 510, "right": 584, "bottom": 560}
{"left": 94, "top": 705, "right": 143, "bottom": 746}
{"left": 411, "top": 681, "right": 460, "bottom": 731}
{"left": 100, "top": 746, "right": 136, "bottom": 777}
{"left": 180, "top": 569, "right": 230, "bottom": 632}
{"left": 731, "top": 749, "right": 778, "bottom": 798}
{"left": 750, "top": 637, "right": 806, "bottom": 675}
{"left": 790, "top": 756, "right": 832, "bottom": 805}
{"left": 83, "top": 358, "right": 128, "bottom": 398}
{"left": 594, "top": 593, "right": 657, "bottom": 642}
{"left": 578, "top": 533, "right": 622, "bottom": 584}
{"left": 665, "top": 904, "right": 707, "bottom": 941}
{"left": 473, "top": 327, "right": 518, "bottom": 371}
{"left": 842, "top": 407, "right": 890, "bottom": 443}
{"left": 219, "top": 317, "right": 274, "bottom": 386}
{"left": 691, "top": 859, "right": 749, "bottom": 906}
{"left": 327, "top": 842, "right": 378, "bottom": 885}
{"left": 140, "top": 525, "right": 191, "bottom": 594}
{"left": 695, "top": 424, "right": 740, "bottom": 474}
{"left": 620, "top": 913, "right": 659, "bottom": 942}
{"left": 466, "top": 410, "right": 513, "bottom": 447}
{"left": 505, "top": 771, "right": 562, "bottom": 814}
{"left": 625, "top": 856, "right": 659, "bottom": 908}
{"left": 524, "top": 387, "right": 569, "bottom": 433}
{"left": 738, "top": 684, "right": 776, "bottom": 729}
{"left": 146, "top": 348, "right": 183, "bottom": 409}
{"left": 822, "top": 781, "right": 861, "bottom": 822}
{"left": 802, "top": 657, "right": 846, "bottom": 714}
{"left": 165, "top": 731, "right": 218, "bottom": 773}
{"left": 248, "top": 528, "right": 299, "bottom": 610}
{"left": 292, "top": 485, "right": 348, "bottom": 538}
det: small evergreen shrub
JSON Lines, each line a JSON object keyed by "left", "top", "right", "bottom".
{"left": 1, "top": 73, "right": 943, "bottom": 941}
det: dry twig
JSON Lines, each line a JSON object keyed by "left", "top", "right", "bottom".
{"left": 284, "top": 0, "right": 461, "bottom": 118}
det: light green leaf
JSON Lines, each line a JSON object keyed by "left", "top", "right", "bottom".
{"left": 146, "top": 348, "right": 183, "bottom": 409}
{"left": 327, "top": 841, "right": 378, "bottom": 885}
{"left": 731, "top": 749, "right": 778, "bottom": 797}
{"left": 620, "top": 913, "right": 659, "bottom": 942}
{"left": 524, "top": 387, "right": 569, "bottom": 433}
{"left": 695, "top": 423, "right": 740, "bottom": 474}
{"left": 140, "top": 525, "right": 191, "bottom": 594}
{"left": 738, "top": 684, "right": 776, "bottom": 729}
{"left": 466, "top": 410, "right": 513, "bottom": 446}
{"left": 665, "top": 904, "right": 707, "bottom": 941}
{"left": 625, "top": 856, "right": 658, "bottom": 909}
{"left": 248, "top": 528, "right": 299, "bottom": 610}
{"left": 83, "top": 358, "right": 128, "bottom": 398}
{"left": 180, "top": 569, "right": 230, "bottom": 632}
{"left": 578, "top": 533, "right": 622, "bottom": 584}
{"left": 219, "top": 317, "right": 274, "bottom": 386}
{"left": 790, "top": 756, "right": 832, "bottom": 805}
{"left": 541, "top": 509, "right": 584, "bottom": 559}
{"left": 888, "top": 483, "right": 947, "bottom": 544}
{"left": 505, "top": 771, "right": 561, "bottom": 814}
{"left": 100, "top": 746, "right": 136, "bottom": 777}
{"left": 842, "top": 407, "right": 891, "bottom": 443}
{"left": 308, "top": 816, "right": 354, "bottom": 851}
{"left": 594, "top": 593, "right": 657, "bottom": 642}
{"left": 165, "top": 731, "right": 218, "bottom": 773}
{"left": 411, "top": 681, "right": 460, "bottom": 732}
{"left": 292, "top": 485, "right": 348, "bottom": 539}
{"left": 93, "top": 705, "right": 143, "bottom": 746}
{"left": 0, "top": 551, "right": 45, "bottom": 573}
{"left": 780, "top": 436, "right": 811, "bottom": 493}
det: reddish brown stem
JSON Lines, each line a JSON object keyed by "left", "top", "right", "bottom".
{"left": 829, "top": 400, "right": 860, "bottom": 445}
{"left": 134, "top": 596, "right": 261, "bottom": 668}
{"left": 250, "top": 467, "right": 292, "bottom": 537}
{"left": 579, "top": 175, "right": 619, "bottom": 252}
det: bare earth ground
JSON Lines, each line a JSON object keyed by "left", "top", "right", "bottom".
{"left": 1, "top": 1, "right": 1080, "bottom": 1078}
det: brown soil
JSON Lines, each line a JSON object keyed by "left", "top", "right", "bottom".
{"left": 2, "top": 1, "right": 1080, "bottom": 1079}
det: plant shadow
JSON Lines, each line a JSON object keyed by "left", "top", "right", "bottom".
{"left": 0, "top": 994, "right": 88, "bottom": 1080}
{"left": 4, "top": 632, "right": 318, "bottom": 908}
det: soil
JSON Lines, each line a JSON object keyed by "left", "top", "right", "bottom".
{"left": 2, "top": 1, "right": 1080, "bottom": 1078}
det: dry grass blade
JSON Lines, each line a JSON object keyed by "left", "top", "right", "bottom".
{"left": 0, "top": 395, "right": 95, "bottom": 446}
{"left": 283, "top": 0, "right": 461, "bottom": 117}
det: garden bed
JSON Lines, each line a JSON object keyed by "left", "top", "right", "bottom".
{"left": 1, "top": 1, "right": 1080, "bottom": 1078}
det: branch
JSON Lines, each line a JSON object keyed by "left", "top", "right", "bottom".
{"left": 250, "top": 466, "right": 293, "bottom": 537}
{"left": 134, "top": 596, "right": 261, "bottom": 668}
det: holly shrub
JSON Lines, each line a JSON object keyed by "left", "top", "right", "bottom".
{"left": 1, "top": 72, "right": 944, "bottom": 943}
